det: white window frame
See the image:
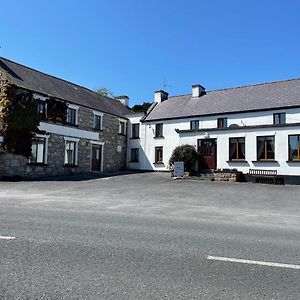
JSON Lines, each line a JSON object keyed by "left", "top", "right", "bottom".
{"left": 29, "top": 134, "right": 49, "bottom": 164}
{"left": 93, "top": 111, "right": 103, "bottom": 130}
{"left": 119, "top": 119, "right": 127, "bottom": 135}
{"left": 90, "top": 140, "right": 105, "bottom": 172}
{"left": 64, "top": 137, "right": 80, "bottom": 165}
{"left": 67, "top": 104, "right": 79, "bottom": 125}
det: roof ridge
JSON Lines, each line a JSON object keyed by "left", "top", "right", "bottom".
{"left": 0, "top": 56, "right": 115, "bottom": 102}
{"left": 167, "top": 77, "right": 300, "bottom": 99}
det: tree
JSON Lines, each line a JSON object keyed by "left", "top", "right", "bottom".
{"left": 131, "top": 102, "right": 152, "bottom": 113}
{"left": 95, "top": 88, "right": 114, "bottom": 98}
{"left": 169, "top": 144, "right": 199, "bottom": 172}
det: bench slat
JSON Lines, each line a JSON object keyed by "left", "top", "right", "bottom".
{"left": 249, "top": 169, "right": 277, "bottom": 176}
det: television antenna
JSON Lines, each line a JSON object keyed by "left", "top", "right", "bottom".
{"left": 163, "top": 78, "right": 171, "bottom": 90}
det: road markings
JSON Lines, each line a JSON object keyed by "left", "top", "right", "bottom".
{"left": 0, "top": 236, "right": 16, "bottom": 240}
{"left": 207, "top": 255, "right": 300, "bottom": 270}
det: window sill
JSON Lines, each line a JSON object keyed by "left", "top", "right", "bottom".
{"left": 129, "top": 161, "right": 139, "bottom": 163}
{"left": 130, "top": 137, "right": 140, "bottom": 140}
{"left": 286, "top": 160, "right": 300, "bottom": 163}
{"left": 252, "top": 160, "right": 278, "bottom": 163}
{"left": 92, "top": 128, "right": 103, "bottom": 132}
{"left": 27, "top": 163, "right": 48, "bottom": 166}
{"left": 153, "top": 162, "right": 165, "bottom": 165}
{"left": 118, "top": 133, "right": 127, "bottom": 136}
{"left": 227, "top": 160, "right": 247, "bottom": 163}
{"left": 154, "top": 136, "right": 164, "bottom": 139}
{"left": 63, "top": 164, "right": 79, "bottom": 168}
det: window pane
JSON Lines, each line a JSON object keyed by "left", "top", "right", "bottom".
{"left": 31, "top": 142, "right": 37, "bottom": 162}
{"left": 156, "top": 124, "right": 163, "bottom": 137}
{"left": 289, "top": 135, "right": 299, "bottom": 160}
{"left": 65, "top": 141, "right": 76, "bottom": 164}
{"left": 257, "top": 137, "right": 265, "bottom": 160}
{"left": 266, "top": 136, "right": 275, "bottom": 159}
{"left": 67, "top": 108, "right": 76, "bottom": 124}
{"left": 191, "top": 121, "right": 199, "bottom": 130}
{"left": 31, "top": 138, "right": 45, "bottom": 163}
{"left": 132, "top": 124, "right": 139, "bottom": 138}
{"left": 238, "top": 138, "right": 245, "bottom": 159}
{"left": 36, "top": 139, "right": 45, "bottom": 163}
{"left": 229, "top": 139, "right": 237, "bottom": 160}
{"left": 94, "top": 115, "right": 101, "bottom": 130}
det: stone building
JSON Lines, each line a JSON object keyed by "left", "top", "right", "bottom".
{"left": 0, "top": 57, "right": 131, "bottom": 178}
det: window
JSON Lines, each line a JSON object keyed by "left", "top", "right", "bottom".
{"left": 37, "top": 101, "right": 46, "bottom": 119}
{"left": 155, "top": 123, "right": 163, "bottom": 137}
{"left": 93, "top": 114, "right": 102, "bottom": 130}
{"left": 30, "top": 137, "right": 46, "bottom": 164}
{"left": 190, "top": 120, "right": 199, "bottom": 130}
{"left": 119, "top": 120, "right": 127, "bottom": 135}
{"left": 66, "top": 108, "right": 76, "bottom": 125}
{"left": 289, "top": 135, "right": 300, "bottom": 161}
{"left": 229, "top": 137, "right": 245, "bottom": 160}
{"left": 64, "top": 141, "right": 77, "bottom": 165}
{"left": 130, "top": 148, "right": 139, "bottom": 162}
{"left": 131, "top": 123, "right": 140, "bottom": 138}
{"left": 155, "top": 146, "right": 163, "bottom": 163}
{"left": 273, "top": 113, "right": 286, "bottom": 125}
{"left": 257, "top": 136, "right": 275, "bottom": 160}
{"left": 217, "top": 118, "right": 228, "bottom": 129}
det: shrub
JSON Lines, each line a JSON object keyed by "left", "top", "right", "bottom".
{"left": 169, "top": 144, "right": 198, "bottom": 172}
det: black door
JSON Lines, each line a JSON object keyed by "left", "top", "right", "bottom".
{"left": 91, "top": 145, "right": 102, "bottom": 171}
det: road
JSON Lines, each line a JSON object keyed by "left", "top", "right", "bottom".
{"left": 0, "top": 172, "right": 300, "bottom": 299}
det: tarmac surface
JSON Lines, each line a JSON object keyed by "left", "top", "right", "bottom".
{"left": 0, "top": 172, "right": 300, "bottom": 299}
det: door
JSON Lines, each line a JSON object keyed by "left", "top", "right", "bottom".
{"left": 91, "top": 145, "right": 102, "bottom": 171}
{"left": 198, "top": 139, "right": 217, "bottom": 170}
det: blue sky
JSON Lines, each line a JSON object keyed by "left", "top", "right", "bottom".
{"left": 1, "top": 0, "right": 300, "bottom": 106}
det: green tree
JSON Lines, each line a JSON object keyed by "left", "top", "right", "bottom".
{"left": 169, "top": 144, "right": 199, "bottom": 172}
{"left": 131, "top": 102, "right": 152, "bottom": 113}
{"left": 95, "top": 88, "right": 114, "bottom": 98}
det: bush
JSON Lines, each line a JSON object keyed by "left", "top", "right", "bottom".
{"left": 169, "top": 144, "right": 198, "bottom": 172}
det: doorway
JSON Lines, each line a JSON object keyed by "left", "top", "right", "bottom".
{"left": 198, "top": 139, "right": 217, "bottom": 170}
{"left": 91, "top": 144, "right": 102, "bottom": 172}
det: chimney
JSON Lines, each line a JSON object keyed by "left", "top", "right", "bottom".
{"left": 154, "top": 90, "right": 169, "bottom": 103}
{"left": 115, "top": 95, "right": 129, "bottom": 107}
{"left": 192, "top": 84, "right": 205, "bottom": 97}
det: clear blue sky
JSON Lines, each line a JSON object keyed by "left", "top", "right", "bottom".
{"left": 1, "top": 0, "right": 300, "bottom": 106}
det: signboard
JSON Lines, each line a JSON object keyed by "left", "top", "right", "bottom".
{"left": 173, "top": 161, "right": 184, "bottom": 178}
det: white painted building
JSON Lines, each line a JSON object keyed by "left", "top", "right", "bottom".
{"left": 127, "top": 79, "right": 300, "bottom": 182}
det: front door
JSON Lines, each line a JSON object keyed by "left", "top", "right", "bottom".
{"left": 198, "top": 139, "right": 217, "bottom": 170}
{"left": 91, "top": 145, "right": 102, "bottom": 171}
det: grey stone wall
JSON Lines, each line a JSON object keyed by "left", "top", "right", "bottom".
{"left": 0, "top": 96, "right": 128, "bottom": 178}
{"left": 100, "top": 114, "right": 127, "bottom": 171}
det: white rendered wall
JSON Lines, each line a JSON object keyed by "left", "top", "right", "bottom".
{"left": 127, "top": 107, "right": 300, "bottom": 175}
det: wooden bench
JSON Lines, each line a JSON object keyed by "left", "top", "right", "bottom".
{"left": 248, "top": 169, "right": 283, "bottom": 185}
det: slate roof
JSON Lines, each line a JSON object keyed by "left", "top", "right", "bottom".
{"left": 0, "top": 57, "right": 131, "bottom": 118}
{"left": 143, "top": 78, "right": 300, "bottom": 121}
